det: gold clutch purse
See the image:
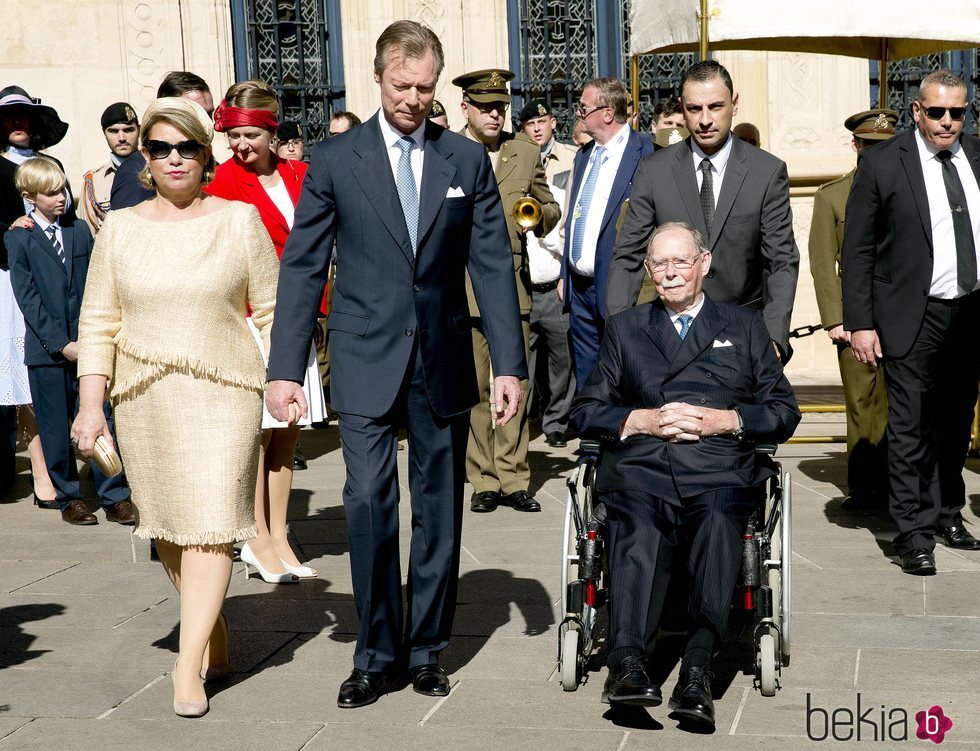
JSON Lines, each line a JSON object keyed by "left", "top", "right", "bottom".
{"left": 92, "top": 435, "right": 123, "bottom": 477}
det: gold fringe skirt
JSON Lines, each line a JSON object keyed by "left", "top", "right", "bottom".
{"left": 112, "top": 365, "right": 261, "bottom": 545}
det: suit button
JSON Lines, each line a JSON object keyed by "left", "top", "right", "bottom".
{"left": 700, "top": 398, "right": 706, "bottom": 404}
{"left": 405, "top": 328, "right": 414, "bottom": 337}
{"left": 413, "top": 284, "right": 421, "bottom": 293}
{"left": 707, "top": 271, "right": 715, "bottom": 278}
{"left": 706, "top": 373, "right": 712, "bottom": 378}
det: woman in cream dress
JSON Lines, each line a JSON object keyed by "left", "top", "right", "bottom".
{"left": 71, "top": 97, "right": 280, "bottom": 718}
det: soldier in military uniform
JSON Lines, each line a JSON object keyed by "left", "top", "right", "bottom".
{"left": 453, "top": 69, "right": 560, "bottom": 513}
{"left": 809, "top": 108, "right": 898, "bottom": 509}
{"left": 428, "top": 100, "right": 449, "bottom": 129}
{"left": 79, "top": 102, "right": 138, "bottom": 235}
{"left": 519, "top": 98, "right": 577, "bottom": 447}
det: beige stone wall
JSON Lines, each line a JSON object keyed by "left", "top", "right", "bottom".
{"left": 0, "top": 0, "right": 234, "bottom": 193}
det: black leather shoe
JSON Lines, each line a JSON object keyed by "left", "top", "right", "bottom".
{"left": 601, "top": 656, "right": 663, "bottom": 707}
{"left": 104, "top": 499, "right": 137, "bottom": 525}
{"left": 940, "top": 526, "right": 980, "bottom": 550}
{"left": 33, "top": 493, "right": 59, "bottom": 510}
{"left": 61, "top": 500, "right": 98, "bottom": 526}
{"left": 546, "top": 431, "right": 567, "bottom": 448}
{"left": 409, "top": 664, "right": 451, "bottom": 697}
{"left": 500, "top": 490, "right": 541, "bottom": 512}
{"left": 470, "top": 490, "right": 500, "bottom": 513}
{"left": 901, "top": 548, "right": 937, "bottom": 576}
{"left": 292, "top": 444, "right": 308, "bottom": 471}
{"left": 668, "top": 666, "right": 715, "bottom": 730}
{"left": 337, "top": 668, "right": 388, "bottom": 708}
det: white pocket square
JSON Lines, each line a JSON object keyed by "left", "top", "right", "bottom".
{"left": 712, "top": 339, "right": 733, "bottom": 348}
{"left": 445, "top": 186, "right": 467, "bottom": 198}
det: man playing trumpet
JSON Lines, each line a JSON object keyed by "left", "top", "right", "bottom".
{"left": 454, "top": 68, "right": 560, "bottom": 514}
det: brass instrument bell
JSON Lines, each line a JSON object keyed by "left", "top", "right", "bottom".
{"left": 513, "top": 195, "right": 542, "bottom": 229}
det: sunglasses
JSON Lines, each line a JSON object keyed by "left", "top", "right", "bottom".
{"left": 918, "top": 105, "right": 968, "bottom": 121}
{"left": 144, "top": 139, "right": 206, "bottom": 160}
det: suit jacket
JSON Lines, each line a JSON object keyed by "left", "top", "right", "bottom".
{"left": 5, "top": 217, "right": 93, "bottom": 366}
{"left": 605, "top": 136, "right": 799, "bottom": 353}
{"left": 569, "top": 295, "right": 800, "bottom": 501}
{"left": 842, "top": 129, "right": 980, "bottom": 359}
{"left": 808, "top": 169, "right": 853, "bottom": 329}
{"left": 266, "top": 113, "right": 527, "bottom": 418}
{"left": 463, "top": 130, "right": 560, "bottom": 316}
{"left": 109, "top": 152, "right": 153, "bottom": 210}
{"left": 562, "top": 128, "right": 654, "bottom": 317}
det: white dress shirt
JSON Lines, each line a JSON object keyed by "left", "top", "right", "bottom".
{"left": 691, "top": 132, "right": 735, "bottom": 208}
{"left": 569, "top": 122, "right": 632, "bottom": 276}
{"left": 528, "top": 183, "right": 566, "bottom": 283}
{"left": 31, "top": 211, "right": 63, "bottom": 254}
{"left": 915, "top": 128, "right": 980, "bottom": 298}
{"left": 377, "top": 109, "right": 425, "bottom": 194}
{"left": 668, "top": 293, "right": 706, "bottom": 335}
{"left": 263, "top": 179, "right": 295, "bottom": 230}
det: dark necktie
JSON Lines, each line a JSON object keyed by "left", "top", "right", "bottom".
{"left": 46, "top": 225, "right": 65, "bottom": 265}
{"left": 699, "top": 158, "right": 714, "bottom": 233}
{"left": 677, "top": 314, "right": 692, "bottom": 340}
{"left": 937, "top": 150, "right": 977, "bottom": 295}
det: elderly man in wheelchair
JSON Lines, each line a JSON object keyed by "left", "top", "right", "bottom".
{"left": 569, "top": 222, "right": 800, "bottom": 730}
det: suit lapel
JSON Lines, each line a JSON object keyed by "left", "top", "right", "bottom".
{"left": 235, "top": 165, "right": 289, "bottom": 236}
{"left": 898, "top": 131, "right": 933, "bottom": 248}
{"left": 665, "top": 295, "right": 727, "bottom": 379}
{"left": 710, "top": 138, "right": 748, "bottom": 249}
{"left": 60, "top": 224, "right": 73, "bottom": 276}
{"left": 352, "top": 115, "right": 415, "bottom": 265}
{"left": 599, "top": 130, "right": 642, "bottom": 233}
{"left": 674, "top": 143, "right": 708, "bottom": 237}
{"left": 494, "top": 136, "right": 520, "bottom": 185}
{"left": 643, "top": 300, "right": 681, "bottom": 363}
{"left": 417, "top": 123, "right": 457, "bottom": 253}
{"left": 31, "top": 225, "right": 67, "bottom": 275}
{"left": 962, "top": 135, "right": 980, "bottom": 193}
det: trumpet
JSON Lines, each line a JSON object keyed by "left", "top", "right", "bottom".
{"left": 513, "top": 195, "right": 542, "bottom": 230}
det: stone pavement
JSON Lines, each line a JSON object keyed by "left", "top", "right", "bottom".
{"left": 1, "top": 398, "right": 980, "bottom": 751}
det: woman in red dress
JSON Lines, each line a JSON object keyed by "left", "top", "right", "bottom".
{"left": 206, "top": 80, "right": 327, "bottom": 583}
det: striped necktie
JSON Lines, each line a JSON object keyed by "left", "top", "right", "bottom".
{"left": 676, "top": 314, "right": 692, "bottom": 340}
{"left": 570, "top": 145, "right": 607, "bottom": 265}
{"left": 46, "top": 225, "right": 65, "bottom": 265}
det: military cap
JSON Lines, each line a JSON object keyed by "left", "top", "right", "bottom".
{"left": 518, "top": 98, "right": 554, "bottom": 124}
{"left": 451, "top": 69, "right": 514, "bottom": 103}
{"left": 844, "top": 109, "right": 899, "bottom": 140}
{"left": 653, "top": 126, "right": 690, "bottom": 149}
{"left": 101, "top": 102, "right": 138, "bottom": 130}
{"left": 428, "top": 100, "right": 447, "bottom": 119}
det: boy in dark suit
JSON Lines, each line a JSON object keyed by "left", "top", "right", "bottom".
{"left": 5, "top": 157, "right": 132, "bottom": 525}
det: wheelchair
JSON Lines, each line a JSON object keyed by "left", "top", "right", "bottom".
{"left": 557, "top": 441, "right": 792, "bottom": 697}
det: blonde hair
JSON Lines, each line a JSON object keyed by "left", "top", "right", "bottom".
{"left": 15, "top": 156, "right": 66, "bottom": 196}
{"left": 138, "top": 96, "right": 216, "bottom": 189}
{"left": 224, "top": 80, "right": 279, "bottom": 119}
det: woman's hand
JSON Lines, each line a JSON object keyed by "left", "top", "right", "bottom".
{"left": 9, "top": 215, "right": 33, "bottom": 231}
{"left": 70, "top": 407, "right": 112, "bottom": 459}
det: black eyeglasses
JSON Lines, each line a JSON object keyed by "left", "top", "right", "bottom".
{"left": 576, "top": 104, "right": 609, "bottom": 119}
{"left": 919, "top": 105, "right": 968, "bottom": 121}
{"left": 144, "top": 139, "right": 206, "bottom": 160}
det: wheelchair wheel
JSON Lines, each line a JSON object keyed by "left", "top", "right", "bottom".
{"left": 560, "top": 462, "right": 594, "bottom": 617}
{"left": 780, "top": 472, "right": 792, "bottom": 665}
{"left": 758, "top": 630, "right": 777, "bottom": 697}
{"left": 560, "top": 627, "right": 581, "bottom": 691}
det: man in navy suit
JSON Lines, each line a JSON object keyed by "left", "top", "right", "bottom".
{"left": 265, "top": 21, "right": 526, "bottom": 708}
{"left": 843, "top": 70, "right": 980, "bottom": 574}
{"left": 571, "top": 222, "right": 799, "bottom": 730}
{"left": 563, "top": 77, "right": 654, "bottom": 386}
{"left": 5, "top": 157, "right": 131, "bottom": 525}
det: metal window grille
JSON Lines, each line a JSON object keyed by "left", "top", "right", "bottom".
{"left": 233, "top": 0, "right": 345, "bottom": 145}
{"left": 870, "top": 50, "right": 979, "bottom": 134}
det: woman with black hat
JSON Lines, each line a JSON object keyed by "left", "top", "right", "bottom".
{"left": 0, "top": 86, "right": 72, "bottom": 506}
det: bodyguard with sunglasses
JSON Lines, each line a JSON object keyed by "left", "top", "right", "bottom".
{"left": 843, "top": 70, "right": 980, "bottom": 576}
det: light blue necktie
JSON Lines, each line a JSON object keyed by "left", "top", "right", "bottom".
{"left": 676, "top": 314, "right": 692, "bottom": 340}
{"left": 570, "top": 145, "right": 606, "bottom": 265}
{"left": 395, "top": 136, "right": 418, "bottom": 254}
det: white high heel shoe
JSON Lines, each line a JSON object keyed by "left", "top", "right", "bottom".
{"left": 279, "top": 559, "right": 318, "bottom": 579}
{"left": 240, "top": 541, "right": 298, "bottom": 584}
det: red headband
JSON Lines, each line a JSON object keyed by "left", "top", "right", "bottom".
{"left": 212, "top": 99, "right": 279, "bottom": 133}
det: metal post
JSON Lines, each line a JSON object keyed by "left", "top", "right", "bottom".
{"left": 699, "top": 0, "right": 709, "bottom": 61}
